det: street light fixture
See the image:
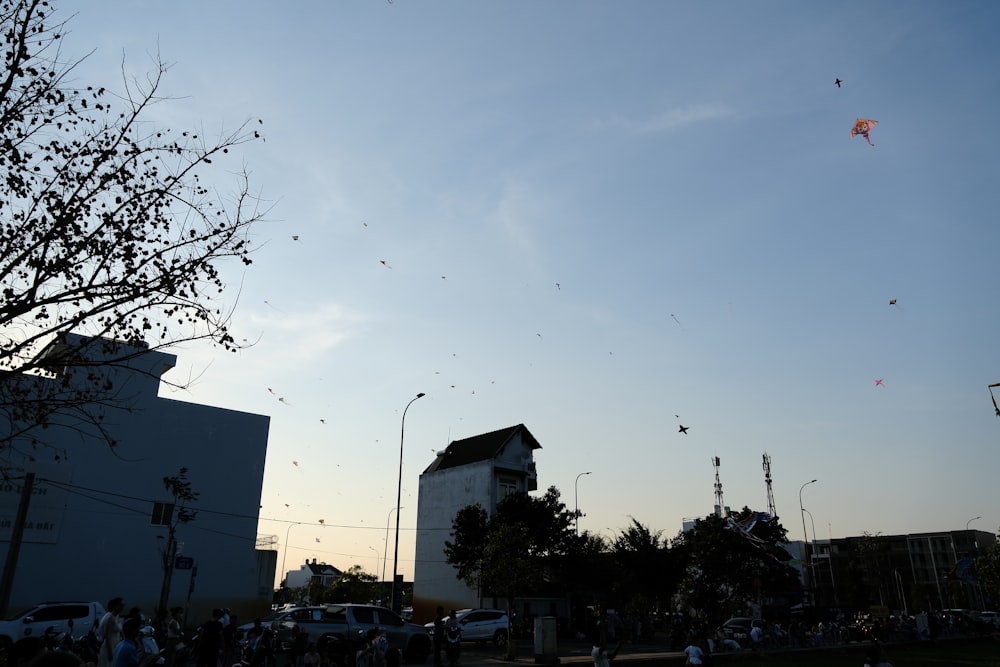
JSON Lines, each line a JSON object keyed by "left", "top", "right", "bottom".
{"left": 382, "top": 507, "right": 402, "bottom": 586}
{"left": 391, "top": 392, "right": 425, "bottom": 614}
{"left": 966, "top": 516, "right": 981, "bottom": 531}
{"left": 574, "top": 472, "right": 592, "bottom": 535}
{"left": 279, "top": 521, "right": 302, "bottom": 592}
{"left": 799, "top": 479, "right": 817, "bottom": 605}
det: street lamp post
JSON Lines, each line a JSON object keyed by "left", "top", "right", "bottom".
{"left": 391, "top": 392, "right": 425, "bottom": 614}
{"left": 799, "top": 479, "right": 817, "bottom": 605}
{"left": 966, "top": 516, "right": 981, "bottom": 531}
{"left": 574, "top": 472, "right": 592, "bottom": 535}
{"left": 369, "top": 546, "right": 380, "bottom": 577}
{"left": 279, "top": 522, "right": 302, "bottom": 593}
{"left": 382, "top": 507, "right": 402, "bottom": 585}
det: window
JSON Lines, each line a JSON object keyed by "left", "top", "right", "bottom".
{"left": 353, "top": 607, "right": 376, "bottom": 624}
{"left": 498, "top": 477, "right": 519, "bottom": 500}
{"left": 29, "top": 605, "right": 89, "bottom": 622}
{"left": 151, "top": 502, "right": 174, "bottom": 526}
{"left": 376, "top": 609, "right": 403, "bottom": 627}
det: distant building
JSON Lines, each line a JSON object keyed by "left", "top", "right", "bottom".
{"left": 0, "top": 333, "right": 272, "bottom": 621}
{"left": 411, "top": 424, "right": 539, "bottom": 622}
{"left": 805, "top": 530, "right": 996, "bottom": 614}
{"left": 285, "top": 558, "right": 343, "bottom": 589}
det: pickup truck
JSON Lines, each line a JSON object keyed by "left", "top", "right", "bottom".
{"left": 273, "top": 603, "right": 431, "bottom": 664}
{"left": 0, "top": 601, "right": 106, "bottom": 649}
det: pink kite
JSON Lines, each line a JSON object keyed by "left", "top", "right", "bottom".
{"left": 851, "top": 118, "right": 878, "bottom": 146}
{"left": 875, "top": 379, "right": 884, "bottom": 387}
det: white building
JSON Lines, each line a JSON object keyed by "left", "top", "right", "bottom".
{"left": 411, "top": 424, "right": 539, "bottom": 622}
{"left": 0, "top": 333, "right": 273, "bottom": 622}
{"left": 284, "top": 559, "right": 343, "bottom": 590}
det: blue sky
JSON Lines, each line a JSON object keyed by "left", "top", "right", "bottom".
{"left": 67, "top": 1, "right": 1000, "bottom": 584}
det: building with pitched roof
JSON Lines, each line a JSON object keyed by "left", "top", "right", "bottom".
{"left": 411, "top": 424, "right": 539, "bottom": 620}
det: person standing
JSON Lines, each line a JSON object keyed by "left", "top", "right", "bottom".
{"left": 444, "top": 611, "right": 461, "bottom": 667}
{"left": 113, "top": 618, "right": 159, "bottom": 667}
{"left": 195, "top": 609, "right": 224, "bottom": 667}
{"left": 432, "top": 607, "right": 446, "bottom": 666}
{"left": 98, "top": 598, "right": 126, "bottom": 667}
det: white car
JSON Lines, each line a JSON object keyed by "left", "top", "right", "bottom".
{"left": 425, "top": 609, "right": 509, "bottom": 647}
{"left": 0, "top": 601, "right": 107, "bottom": 648}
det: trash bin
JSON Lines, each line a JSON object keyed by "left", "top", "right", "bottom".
{"left": 533, "top": 616, "right": 558, "bottom": 664}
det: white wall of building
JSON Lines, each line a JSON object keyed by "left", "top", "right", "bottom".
{"left": 411, "top": 427, "right": 539, "bottom": 624}
{"left": 0, "top": 336, "right": 272, "bottom": 623}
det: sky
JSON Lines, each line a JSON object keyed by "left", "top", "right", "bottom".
{"left": 62, "top": 1, "right": 1000, "bottom": 587}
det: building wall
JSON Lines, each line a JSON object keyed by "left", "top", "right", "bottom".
{"left": 411, "top": 431, "right": 539, "bottom": 624}
{"left": 412, "top": 458, "right": 493, "bottom": 622}
{"left": 0, "top": 337, "right": 272, "bottom": 624}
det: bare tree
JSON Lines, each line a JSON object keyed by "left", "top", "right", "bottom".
{"left": 0, "top": 0, "right": 266, "bottom": 457}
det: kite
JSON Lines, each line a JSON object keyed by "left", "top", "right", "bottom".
{"left": 850, "top": 118, "right": 878, "bottom": 146}
{"left": 989, "top": 383, "right": 1000, "bottom": 416}
{"left": 292, "top": 235, "right": 300, "bottom": 241}
{"left": 319, "top": 519, "right": 325, "bottom": 524}
{"left": 292, "top": 460, "right": 299, "bottom": 467}
{"left": 380, "top": 260, "right": 392, "bottom": 269}
{"left": 889, "top": 299, "right": 897, "bottom": 305}
{"left": 835, "top": 78, "right": 843, "bottom": 88}
{"left": 678, "top": 424, "right": 689, "bottom": 434}
{"left": 875, "top": 379, "right": 884, "bottom": 387}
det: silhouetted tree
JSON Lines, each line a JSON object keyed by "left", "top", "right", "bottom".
{"left": 0, "top": 0, "right": 266, "bottom": 458}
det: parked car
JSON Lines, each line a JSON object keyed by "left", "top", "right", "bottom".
{"left": 236, "top": 606, "right": 326, "bottom": 642}
{"left": 978, "top": 611, "right": 1000, "bottom": 628}
{"left": 423, "top": 609, "right": 509, "bottom": 647}
{"left": 275, "top": 603, "right": 431, "bottom": 664}
{"left": 0, "top": 601, "right": 107, "bottom": 649}
{"left": 717, "top": 617, "right": 766, "bottom": 647}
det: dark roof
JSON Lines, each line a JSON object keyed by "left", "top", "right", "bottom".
{"left": 423, "top": 424, "right": 540, "bottom": 473}
{"left": 306, "top": 561, "right": 342, "bottom": 577}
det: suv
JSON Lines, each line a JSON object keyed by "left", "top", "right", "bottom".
{"left": 275, "top": 604, "right": 431, "bottom": 664}
{"left": 423, "top": 609, "right": 509, "bottom": 647}
{"left": 0, "top": 601, "right": 106, "bottom": 648}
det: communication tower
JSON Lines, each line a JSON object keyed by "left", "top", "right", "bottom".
{"left": 763, "top": 452, "right": 777, "bottom": 517}
{"left": 712, "top": 456, "right": 728, "bottom": 517}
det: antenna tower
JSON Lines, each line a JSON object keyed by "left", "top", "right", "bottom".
{"left": 712, "top": 456, "right": 725, "bottom": 515}
{"left": 763, "top": 452, "right": 777, "bottom": 517}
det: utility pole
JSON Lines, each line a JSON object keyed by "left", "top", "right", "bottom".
{"left": 0, "top": 472, "right": 35, "bottom": 616}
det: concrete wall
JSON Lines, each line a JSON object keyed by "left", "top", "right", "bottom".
{"left": 411, "top": 432, "right": 538, "bottom": 624}
{"left": 0, "top": 337, "right": 272, "bottom": 624}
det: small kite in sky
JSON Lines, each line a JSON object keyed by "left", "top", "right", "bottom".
{"left": 292, "top": 460, "right": 299, "bottom": 467}
{"left": 671, "top": 314, "right": 683, "bottom": 328}
{"left": 889, "top": 299, "right": 897, "bottom": 305}
{"left": 278, "top": 397, "right": 291, "bottom": 405}
{"left": 835, "top": 78, "right": 843, "bottom": 88}
{"left": 555, "top": 283, "right": 561, "bottom": 290}
{"left": 319, "top": 519, "right": 325, "bottom": 524}
{"left": 315, "top": 537, "right": 321, "bottom": 543}
{"left": 380, "top": 260, "right": 392, "bottom": 269}
{"left": 266, "top": 387, "right": 276, "bottom": 395}
{"left": 875, "top": 379, "right": 884, "bottom": 387}
{"left": 989, "top": 383, "right": 1000, "bottom": 416}
{"left": 678, "top": 424, "right": 689, "bottom": 434}
{"left": 292, "top": 235, "right": 300, "bottom": 241}
{"left": 850, "top": 118, "right": 878, "bottom": 146}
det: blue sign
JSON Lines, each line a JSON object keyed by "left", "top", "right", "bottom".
{"left": 175, "top": 556, "right": 194, "bottom": 570}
